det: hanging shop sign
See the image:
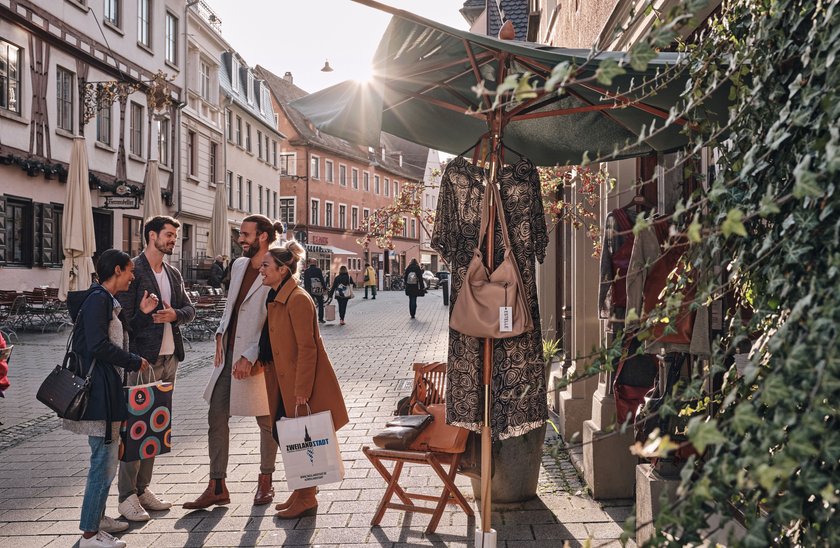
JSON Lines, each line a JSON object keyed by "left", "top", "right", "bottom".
{"left": 104, "top": 196, "right": 139, "bottom": 209}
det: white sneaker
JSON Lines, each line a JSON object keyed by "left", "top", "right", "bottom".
{"left": 99, "top": 515, "right": 129, "bottom": 533}
{"left": 79, "top": 530, "right": 127, "bottom": 548}
{"left": 138, "top": 489, "right": 172, "bottom": 511}
{"left": 118, "top": 493, "right": 151, "bottom": 522}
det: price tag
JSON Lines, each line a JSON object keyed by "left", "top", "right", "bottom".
{"left": 499, "top": 306, "right": 513, "bottom": 332}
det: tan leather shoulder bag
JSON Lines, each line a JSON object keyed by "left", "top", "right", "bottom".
{"left": 450, "top": 178, "right": 533, "bottom": 339}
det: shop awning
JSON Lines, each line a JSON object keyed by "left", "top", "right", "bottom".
{"left": 291, "top": 5, "right": 729, "bottom": 166}
{"left": 322, "top": 245, "right": 358, "bottom": 256}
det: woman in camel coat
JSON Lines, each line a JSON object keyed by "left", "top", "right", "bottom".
{"left": 258, "top": 240, "right": 349, "bottom": 519}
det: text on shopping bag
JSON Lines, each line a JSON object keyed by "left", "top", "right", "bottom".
{"left": 277, "top": 410, "right": 344, "bottom": 489}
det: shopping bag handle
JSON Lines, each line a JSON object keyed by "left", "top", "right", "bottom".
{"left": 137, "top": 364, "right": 156, "bottom": 385}
{"left": 293, "top": 402, "right": 312, "bottom": 418}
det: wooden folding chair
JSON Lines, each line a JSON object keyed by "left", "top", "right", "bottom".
{"left": 363, "top": 362, "right": 474, "bottom": 534}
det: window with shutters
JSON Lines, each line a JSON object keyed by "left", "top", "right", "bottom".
{"left": 5, "top": 197, "right": 33, "bottom": 266}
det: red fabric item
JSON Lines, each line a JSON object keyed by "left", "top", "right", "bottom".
{"left": 642, "top": 219, "right": 695, "bottom": 345}
{"left": 614, "top": 384, "right": 649, "bottom": 424}
{"left": 609, "top": 208, "right": 635, "bottom": 308}
{"left": 0, "top": 332, "right": 9, "bottom": 395}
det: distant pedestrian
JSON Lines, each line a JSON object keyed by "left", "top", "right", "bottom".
{"left": 303, "top": 259, "right": 327, "bottom": 324}
{"left": 328, "top": 265, "right": 356, "bottom": 326}
{"left": 404, "top": 258, "right": 424, "bottom": 319}
{"left": 64, "top": 249, "right": 152, "bottom": 548}
{"left": 209, "top": 255, "right": 225, "bottom": 289}
{"left": 257, "top": 240, "right": 349, "bottom": 519}
{"left": 117, "top": 215, "right": 195, "bottom": 523}
{"left": 363, "top": 263, "right": 377, "bottom": 299}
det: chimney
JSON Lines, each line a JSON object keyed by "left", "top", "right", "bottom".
{"left": 283, "top": 72, "right": 293, "bottom": 84}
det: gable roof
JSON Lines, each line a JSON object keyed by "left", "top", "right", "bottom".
{"left": 219, "top": 52, "right": 281, "bottom": 135}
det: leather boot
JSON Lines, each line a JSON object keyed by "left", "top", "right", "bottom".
{"left": 253, "top": 473, "right": 274, "bottom": 505}
{"left": 183, "top": 479, "right": 230, "bottom": 509}
{"left": 275, "top": 486, "right": 318, "bottom": 511}
{"left": 275, "top": 487, "right": 317, "bottom": 518}
{"left": 274, "top": 491, "right": 298, "bottom": 511}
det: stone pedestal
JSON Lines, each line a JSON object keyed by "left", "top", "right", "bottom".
{"left": 471, "top": 424, "right": 547, "bottom": 503}
{"left": 582, "top": 382, "right": 637, "bottom": 499}
{"left": 635, "top": 464, "right": 679, "bottom": 545}
{"left": 557, "top": 373, "right": 598, "bottom": 440}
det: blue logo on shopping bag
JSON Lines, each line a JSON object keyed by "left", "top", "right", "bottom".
{"left": 285, "top": 425, "right": 330, "bottom": 466}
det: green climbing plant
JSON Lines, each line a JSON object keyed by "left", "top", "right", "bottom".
{"left": 484, "top": 0, "right": 839, "bottom": 545}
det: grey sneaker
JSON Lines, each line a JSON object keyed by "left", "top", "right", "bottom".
{"left": 138, "top": 489, "right": 172, "bottom": 511}
{"left": 99, "top": 515, "right": 129, "bottom": 533}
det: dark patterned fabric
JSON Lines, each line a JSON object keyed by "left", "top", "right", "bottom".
{"left": 431, "top": 156, "right": 549, "bottom": 440}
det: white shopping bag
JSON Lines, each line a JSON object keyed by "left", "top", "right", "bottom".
{"left": 277, "top": 410, "right": 345, "bottom": 489}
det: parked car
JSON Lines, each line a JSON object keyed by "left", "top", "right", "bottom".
{"left": 423, "top": 270, "right": 439, "bottom": 289}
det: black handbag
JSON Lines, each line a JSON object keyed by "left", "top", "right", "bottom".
{"left": 372, "top": 413, "right": 434, "bottom": 450}
{"left": 36, "top": 353, "right": 94, "bottom": 420}
{"left": 36, "top": 299, "right": 95, "bottom": 420}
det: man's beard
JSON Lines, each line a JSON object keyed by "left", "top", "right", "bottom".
{"left": 155, "top": 239, "right": 174, "bottom": 255}
{"left": 242, "top": 241, "right": 259, "bottom": 258}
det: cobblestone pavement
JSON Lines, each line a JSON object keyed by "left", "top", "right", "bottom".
{"left": 0, "top": 289, "right": 632, "bottom": 547}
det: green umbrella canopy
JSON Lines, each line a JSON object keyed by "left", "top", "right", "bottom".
{"left": 291, "top": 8, "right": 727, "bottom": 166}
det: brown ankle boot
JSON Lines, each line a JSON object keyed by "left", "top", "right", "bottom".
{"left": 253, "top": 473, "right": 274, "bottom": 505}
{"left": 275, "top": 486, "right": 318, "bottom": 510}
{"left": 183, "top": 479, "right": 230, "bottom": 509}
{"left": 275, "top": 487, "right": 317, "bottom": 519}
{"left": 275, "top": 490, "right": 299, "bottom": 511}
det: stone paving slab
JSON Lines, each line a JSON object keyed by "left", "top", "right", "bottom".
{"left": 0, "top": 290, "right": 632, "bottom": 546}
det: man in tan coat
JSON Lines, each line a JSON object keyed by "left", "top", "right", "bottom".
{"left": 184, "top": 215, "right": 283, "bottom": 509}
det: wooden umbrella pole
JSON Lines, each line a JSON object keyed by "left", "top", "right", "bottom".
{"left": 480, "top": 104, "right": 504, "bottom": 537}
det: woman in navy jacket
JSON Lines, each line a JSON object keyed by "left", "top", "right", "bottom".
{"left": 64, "top": 249, "right": 152, "bottom": 548}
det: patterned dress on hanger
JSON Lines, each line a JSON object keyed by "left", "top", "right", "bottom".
{"left": 431, "top": 156, "right": 549, "bottom": 440}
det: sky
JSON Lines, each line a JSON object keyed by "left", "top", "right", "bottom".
{"left": 207, "top": 0, "right": 470, "bottom": 94}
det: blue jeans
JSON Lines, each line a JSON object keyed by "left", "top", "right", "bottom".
{"left": 409, "top": 295, "right": 418, "bottom": 318}
{"left": 80, "top": 434, "right": 120, "bottom": 532}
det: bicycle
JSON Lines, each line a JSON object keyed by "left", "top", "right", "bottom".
{"left": 390, "top": 276, "right": 405, "bottom": 291}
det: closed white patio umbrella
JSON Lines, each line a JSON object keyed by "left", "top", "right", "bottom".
{"left": 141, "top": 160, "right": 163, "bottom": 222}
{"left": 58, "top": 137, "right": 96, "bottom": 300}
{"left": 207, "top": 181, "right": 230, "bottom": 260}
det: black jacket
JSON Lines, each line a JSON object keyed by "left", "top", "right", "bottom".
{"left": 303, "top": 265, "right": 327, "bottom": 297}
{"left": 328, "top": 272, "right": 356, "bottom": 300}
{"left": 209, "top": 261, "right": 225, "bottom": 288}
{"left": 67, "top": 285, "right": 142, "bottom": 427}
{"left": 117, "top": 253, "right": 195, "bottom": 362}
{"left": 404, "top": 264, "right": 424, "bottom": 297}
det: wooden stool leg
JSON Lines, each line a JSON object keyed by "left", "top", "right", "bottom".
{"left": 425, "top": 453, "right": 474, "bottom": 534}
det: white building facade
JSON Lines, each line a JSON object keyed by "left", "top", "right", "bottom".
{"left": 0, "top": 0, "right": 184, "bottom": 290}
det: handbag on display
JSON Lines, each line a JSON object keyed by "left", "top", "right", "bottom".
{"left": 372, "top": 413, "right": 434, "bottom": 450}
{"left": 36, "top": 302, "right": 95, "bottom": 420}
{"left": 450, "top": 178, "right": 533, "bottom": 339}
{"left": 119, "top": 369, "right": 174, "bottom": 462}
{"left": 409, "top": 402, "right": 469, "bottom": 454}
